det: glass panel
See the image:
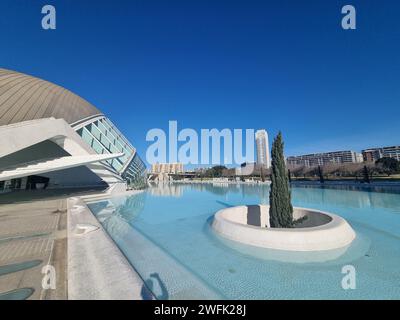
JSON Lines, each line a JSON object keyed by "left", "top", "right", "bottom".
{"left": 111, "top": 159, "right": 123, "bottom": 171}
{"left": 96, "top": 120, "right": 108, "bottom": 136}
{"left": 81, "top": 127, "right": 94, "bottom": 147}
{"left": 90, "top": 123, "right": 102, "bottom": 141}
{"left": 99, "top": 133, "right": 111, "bottom": 150}
{"left": 101, "top": 118, "right": 111, "bottom": 130}
{"left": 91, "top": 138, "right": 105, "bottom": 154}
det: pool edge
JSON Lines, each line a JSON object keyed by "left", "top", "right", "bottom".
{"left": 67, "top": 192, "right": 154, "bottom": 300}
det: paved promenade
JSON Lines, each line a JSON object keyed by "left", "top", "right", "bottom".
{"left": 0, "top": 196, "right": 67, "bottom": 299}
{"left": 0, "top": 187, "right": 150, "bottom": 300}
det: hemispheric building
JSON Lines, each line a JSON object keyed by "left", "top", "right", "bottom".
{"left": 0, "top": 68, "right": 146, "bottom": 193}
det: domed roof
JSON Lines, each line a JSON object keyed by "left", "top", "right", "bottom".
{"left": 0, "top": 68, "right": 102, "bottom": 126}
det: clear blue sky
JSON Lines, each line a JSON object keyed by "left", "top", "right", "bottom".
{"left": 1, "top": 0, "right": 399, "bottom": 166}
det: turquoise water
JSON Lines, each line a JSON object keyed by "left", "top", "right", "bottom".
{"left": 88, "top": 183, "right": 400, "bottom": 299}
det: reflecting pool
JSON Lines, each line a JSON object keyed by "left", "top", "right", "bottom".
{"left": 88, "top": 183, "right": 400, "bottom": 299}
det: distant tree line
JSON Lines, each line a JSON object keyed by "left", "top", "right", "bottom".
{"left": 288, "top": 157, "right": 400, "bottom": 181}
{"left": 186, "top": 157, "right": 400, "bottom": 182}
{"left": 201, "top": 165, "right": 228, "bottom": 178}
{"left": 191, "top": 165, "right": 271, "bottom": 180}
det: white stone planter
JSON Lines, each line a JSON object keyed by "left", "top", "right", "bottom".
{"left": 211, "top": 205, "right": 356, "bottom": 252}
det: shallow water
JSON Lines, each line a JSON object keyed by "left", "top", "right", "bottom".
{"left": 88, "top": 183, "right": 400, "bottom": 299}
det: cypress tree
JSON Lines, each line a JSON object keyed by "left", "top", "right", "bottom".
{"left": 269, "top": 132, "right": 294, "bottom": 228}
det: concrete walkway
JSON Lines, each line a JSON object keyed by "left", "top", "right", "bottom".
{"left": 0, "top": 198, "right": 67, "bottom": 299}
{"left": 67, "top": 195, "right": 151, "bottom": 300}
{"left": 0, "top": 188, "right": 151, "bottom": 300}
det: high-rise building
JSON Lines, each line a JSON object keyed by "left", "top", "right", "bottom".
{"left": 362, "top": 148, "right": 383, "bottom": 163}
{"left": 255, "top": 130, "right": 270, "bottom": 168}
{"left": 0, "top": 68, "right": 146, "bottom": 193}
{"left": 382, "top": 146, "right": 400, "bottom": 161}
{"left": 362, "top": 146, "right": 400, "bottom": 162}
{"left": 287, "top": 150, "right": 362, "bottom": 168}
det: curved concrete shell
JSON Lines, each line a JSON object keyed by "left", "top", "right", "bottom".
{"left": 0, "top": 68, "right": 102, "bottom": 126}
{"left": 0, "top": 68, "right": 146, "bottom": 192}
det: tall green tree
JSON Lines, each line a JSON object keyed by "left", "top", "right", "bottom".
{"left": 269, "top": 132, "right": 293, "bottom": 228}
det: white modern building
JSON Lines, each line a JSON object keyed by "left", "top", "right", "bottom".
{"left": 0, "top": 68, "right": 146, "bottom": 194}
{"left": 255, "top": 130, "right": 270, "bottom": 168}
{"left": 235, "top": 162, "right": 256, "bottom": 176}
{"left": 362, "top": 146, "right": 400, "bottom": 162}
{"left": 287, "top": 150, "right": 363, "bottom": 168}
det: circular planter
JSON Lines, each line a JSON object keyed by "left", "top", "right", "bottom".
{"left": 211, "top": 205, "right": 356, "bottom": 251}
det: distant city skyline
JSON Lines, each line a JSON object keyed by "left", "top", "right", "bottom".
{"left": 1, "top": 0, "right": 399, "bottom": 166}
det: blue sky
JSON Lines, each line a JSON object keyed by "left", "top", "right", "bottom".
{"left": 1, "top": 0, "right": 400, "bottom": 167}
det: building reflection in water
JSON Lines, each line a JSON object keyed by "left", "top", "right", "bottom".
{"left": 176, "top": 182, "right": 270, "bottom": 200}
{"left": 293, "top": 186, "right": 400, "bottom": 212}
{"left": 150, "top": 181, "right": 400, "bottom": 213}
{"left": 90, "top": 191, "right": 147, "bottom": 238}
{"left": 148, "top": 183, "right": 184, "bottom": 197}
{"left": 89, "top": 182, "right": 400, "bottom": 234}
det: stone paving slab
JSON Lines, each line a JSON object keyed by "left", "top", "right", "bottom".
{"left": 0, "top": 237, "right": 53, "bottom": 263}
{"left": 0, "top": 215, "right": 59, "bottom": 239}
{"left": 0, "top": 198, "right": 67, "bottom": 300}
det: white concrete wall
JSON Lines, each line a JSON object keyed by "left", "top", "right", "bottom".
{"left": 0, "top": 118, "right": 94, "bottom": 158}
{"left": 0, "top": 118, "right": 123, "bottom": 188}
{"left": 0, "top": 140, "right": 69, "bottom": 168}
{"left": 212, "top": 205, "right": 356, "bottom": 251}
{"left": 41, "top": 166, "right": 106, "bottom": 188}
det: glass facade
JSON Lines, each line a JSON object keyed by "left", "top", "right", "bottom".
{"left": 122, "top": 153, "right": 147, "bottom": 186}
{"left": 76, "top": 117, "right": 146, "bottom": 184}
